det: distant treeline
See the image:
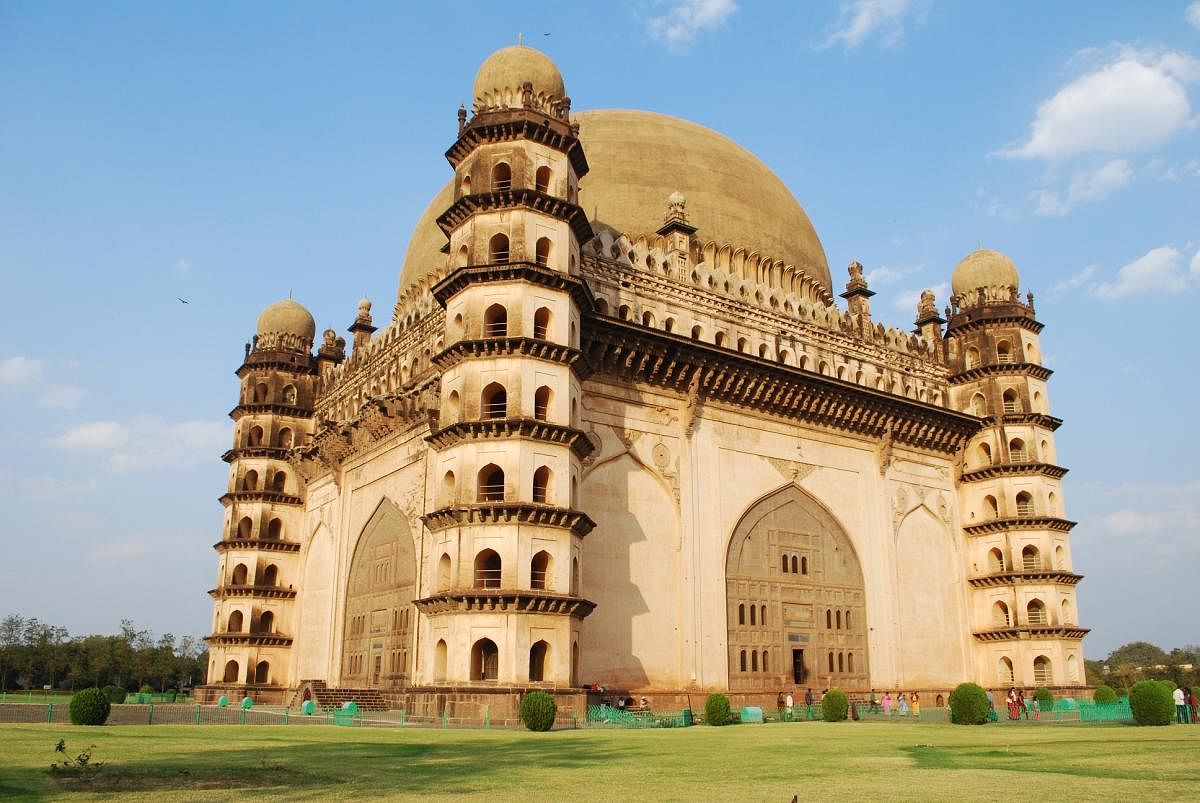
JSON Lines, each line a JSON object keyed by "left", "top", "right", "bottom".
{"left": 0, "top": 614, "right": 207, "bottom": 692}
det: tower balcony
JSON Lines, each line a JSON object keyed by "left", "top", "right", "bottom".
{"left": 204, "top": 631, "right": 295, "bottom": 647}
{"left": 208, "top": 584, "right": 298, "bottom": 600}
{"left": 960, "top": 461, "right": 1068, "bottom": 483}
{"left": 971, "top": 624, "right": 1090, "bottom": 642}
{"left": 422, "top": 503, "right": 596, "bottom": 537}
{"left": 229, "top": 402, "right": 312, "bottom": 421}
{"left": 427, "top": 418, "right": 595, "bottom": 459}
{"left": 967, "top": 569, "right": 1083, "bottom": 588}
{"left": 212, "top": 538, "right": 301, "bottom": 554}
{"left": 219, "top": 490, "right": 303, "bottom": 507}
{"left": 221, "top": 445, "right": 292, "bottom": 463}
{"left": 963, "top": 516, "right": 1076, "bottom": 537}
{"left": 433, "top": 336, "right": 588, "bottom": 372}
{"left": 414, "top": 588, "right": 596, "bottom": 620}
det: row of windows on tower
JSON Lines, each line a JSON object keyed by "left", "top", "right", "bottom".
{"left": 346, "top": 608, "right": 411, "bottom": 638}
{"left": 985, "top": 544, "right": 1067, "bottom": 574}
{"left": 469, "top": 305, "right": 553, "bottom": 339}
{"left": 444, "top": 464, "right": 572, "bottom": 506}
{"left": 998, "top": 655, "right": 1066, "bottom": 686}
{"left": 431, "top": 636, "right": 570, "bottom": 684}
{"left": 445, "top": 384, "right": 557, "bottom": 423}
{"left": 963, "top": 339, "right": 1037, "bottom": 368}
{"left": 345, "top": 648, "right": 409, "bottom": 681}
{"left": 241, "top": 426, "right": 294, "bottom": 449}
{"left": 459, "top": 234, "right": 556, "bottom": 268}
{"left": 218, "top": 659, "right": 270, "bottom": 685}
{"left": 243, "top": 382, "right": 298, "bottom": 405}
{"left": 463, "top": 163, "right": 554, "bottom": 196}
{"left": 237, "top": 469, "right": 289, "bottom": 494}
{"left": 979, "top": 490, "right": 1057, "bottom": 519}
{"left": 222, "top": 609, "right": 274, "bottom": 635}
{"left": 442, "top": 549, "right": 580, "bottom": 595}
{"left": 226, "top": 562, "right": 279, "bottom": 586}
{"left": 232, "top": 517, "right": 285, "bottom": 541}
{"left": 967, "top": 390, "right": 1046, "bottom": 417}
{"left": 992, "top": 598, "right": 1074, "bottom": 627}
{"left": 973, "top": 437, "right": 1051, "bottom": 466}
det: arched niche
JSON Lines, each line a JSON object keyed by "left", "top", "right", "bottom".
{"left": 341, "top": 499, "right": 417, "bottom": 688}
{"left": 295, "top": 523, "right": 334, "bottom": 681}
{"left": 725, "top": 484, "right": 868, "bottom": 692}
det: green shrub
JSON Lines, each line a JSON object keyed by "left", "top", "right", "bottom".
{"left": 1129, "top": 680, "right": 1174, "bottom": 726}
{"left": 1033, "top": 687, "right": 1054, "bottom": 711}
{"left": 518, "top": 691, "right": 557, "bottom": 732}
{"left": 68, "top": 688, "right": 111, "bottom": 726}
{"left": 139, "top": 684, "right": 153, "bottom": 694}
{"left": 1092, "top": 685, "right": 1117, "bottom": 704}
{"left": 821, "top": 690, "right": 848, "bottom": 722}
{"left": 948, "top": 682, "right": 989, "bottom": 725}
{"left": 100, "top": 685, "right": 127, "bottom": 705}
{"left": 704, "top": 693, "right": 732, "bottom": 726}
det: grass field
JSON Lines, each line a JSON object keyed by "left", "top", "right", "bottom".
{"left": 2, "top": 720, "right": 1198, "bottom": 801}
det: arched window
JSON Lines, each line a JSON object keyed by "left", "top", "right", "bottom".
{"left": 781, "top": 554, "right": 789, "bottom": 573}
{"left": 535, "top": 237, "right": 552, "bottom": 267}
{"left": 988, "top": 547, "right": 1005, "bottom": 573}
{"left": 740, "top": 650, "right": 747, "bottom": 672}
{"left": 1021, "top": 545, "right": 1040, "bottom": 571}
{"left": 471, "top": 638, "right": 499, "bottom": 681}
{"left": 1033, "top": 391, "right": 1044, "bottom": 413}
{"left": 438, "top": 553, "right": 451, "bottom": 590}
{"left": 254, "top": 383, "right": 269, "bottom": 403}
{"left": 642, "top": 311, "right": 656, "bottom": 327}
{"left": 971, "top": 393, "right": 987, "bottom": 416}
{"left": 826, "top": 609, "right": 832, "bottom": 629}
{"left": 737, "top": 337, "right": 748, "bottom": 353}
{"left": 1066, "top": 654, "right": 1079, "bottom": 683}
{"left": 759, "top": 343, "right": 770, "bottom": 358}
{"left": 282, "top": 384, "right": 296, "bottom": 404}
{"left": 838, "top": 652, "right": 845, "bottom": 673}
{"left": 242, "top": 470, "right": 258, "bottom": 491}
{"left": 533, "top": 307, "right": 551, "bottom": 339}
{"left": 227, "top": 610, "right": 243, "bottom": 632}
{"left": 270, "top": 471, "right": 286, "bottom": 493}
{"left": 571, "top": 641, "right": 579, "bottom": 687}
{"left": 535, "top": 165, "right": 551, "bottom": 193}
{"left": 491, "top": 162, "right": 511, "bottom": 192}
{"left": 267, "top": 518, "right": 282, "bottom": 540}
{"left": 965, "top": 347, "right": 980, "bottom": 369}
{"left": 456, "top": 244, "right": 469, "bottom": 268}
{"left": 691, "top": 324, "right": 703, "bottom": 341}
{"left": 571, "top": 557, "right": 580, "bottom": 595}
{"left": 996, "top": 340, "right": 1013, "bottom": 364}
{"left": 828, "top": 652, "right": 835, "bottom": 672}
{"left": 529, "top": 640, "right": 549, "bottom": 682}
{"left": 836, "top": 610, "right": 842, "bottom": 629}
{"left": 532, "top": 466, "right": 551, "bottom": 504}
{"left": 534, "top": 386, "right": 552, "bottom": 421}
{"left": 484, "top": 304, "right": 508, "bottom": 337}
{"left": 254, "top": 660, "right": 269, "bottom": 684}
{"left": 262, "top": 564, "right": 278, "bottom": 586}
{"left": 998, "top": 656, "right": 1015, "bottom": 685}
{"left": 237, "top": 517, "right": 253, "bottom": 540}
{"left": 481, "top": 383, "right": 507, "bottom": 419}
{"left": 978, "top": 442, "right": 992, "bottom": 466}
{"left": 738, "top": 603, "right": 745, "bottom": 625}
{"left": 1055, "top": 545, "right": 1065, "bottom": 569}
{"left": 258, "top": 610, "right": 274, "bottom": 633}
{"left": 1027, "top": 598, "right": 1047, "bottom": 625}
{"left": 434, "top": 639, "right": 448, "bottom": 682}
{"left": 617, "top": 304, "right": 631, "bottom": 321}
{"left": 1061, "top": 599, "right": 1073, "bottom": 625}
{"left": 446, "top": 390, "right": 461, "bottom": 422}
{"left": 1002, "top": 389, "right": 1020, "bottom": 414}
{"left": 477, "top": 464, "right": 505, "bottom": 502}
{"left": 847, "top": 653, "right": 854, "bottom": 673}
{"left": 750, "top": 605, "right": 756, "bottom": 626}
{"left": 664, "top": 317, "right": 676, "bottom": 333}
{"left": 276, "top": 427, "right": 293, "bottom": 448}
{"left": 993, "top": 601, "right": 1010, "bottom": 627}
{"left": 845, "top": 610, "right": 851, "bottom": 629}
{"left": 984, "top": 495, "right": 999, "bottom": 519}
{"left": 231, "top": 564, "right": 248, "bottom": 585}
{"left": 223, "top": 660, "right": 240, "bottom": 683}
{"left": 489, "top": 233, "right": 510, "bottom": 264}
{"left": 761, "top": 605, "right": 767, "bottom": 627}
{"left": 473, "top": 549, "right": 501, "bottom": 589}
{"left": 751, "top": 651, "right": 758, "bottom": 672}
{"left": 1009, "top": 438, "right": 1028, "bottom": 462}
{"left": 791, "top": 555, "right": 799, "bottom": 574}
{"left": 801, "top": 556, "right": 808, "bottom": 575}
{"left": 442, "top": 471, "right": 456, "bottom": 506}
{"left": 714, "top": 332, "right": 727, "bottom": 347}
{"left": 1033, "top": 655, "right": 1052, "bottom": 685}
{"left": 248, "top": 426, "right": 264, "bottom": 447}
{"left": 762, "top": 651, "right": 769, "bottom": 673}
{"left": 595, "top": 298, "right": 609, "bottom": 316}
{"left": 530, "top": 550, "right": 552, "bottom": 590}
{"left": 1015, "top": 491, "right": 1034, "bottom": 518}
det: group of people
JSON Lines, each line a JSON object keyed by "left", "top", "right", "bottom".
{"left": 997, "top": 688, "right": 1039, "bottom": 720}
{"left": 775, "top": 689, "right": 922, "bottom": 719}
{"left": 1174, "top": 685, "right": 1199, "bottom": 724}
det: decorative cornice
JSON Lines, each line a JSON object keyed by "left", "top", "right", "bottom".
{"left": 972, "top": 625, "right": 1090, "bottom": 642}
{"left": 204, "top": 632, "right": 294, "bottom": 647}
{"left": 447, "top": 111, "right": 588, "bottom": 178}
{"left": 208, "top": 585, "right": 298, "bottom": 600}
{"left": 431, "top": 262, "right": 595, "bottom": 311}
{"left": 947, "top": 304, "right": 1043, "bottom": 336}
{"left": 212, "top": 538, "right": 301, "bottom": 554}
{"left": 422, "top": 503, "right": 596, "bottom": 537}
{"left": 967, "top": 570, "right": 1084, "bottom": 588}
{"left": 222, "top": 446, "right": 292, "bottom": 463}
{"left": 949, "top": 362, "right": 1053, "bottom": 384}
{"left": 963, "top": 516, "right": 1077, "bottom": 536}
{"left": 229, "top": 403, "right": 313, "bottom": 422}
{"left": 436, "top": 189, "right": 594, "bottom": 244}
{"left": 433, "top": 337, "right": 590, "bottom": 376}
{"left": 979, "top": 412, "right": 1063, "bottom": 431}
{"left": 236, "top": 354, "right": 318, "bottom": 377}
{"left": 960, "top": 462, "right": 1068, "bottom": 483}
{"left": 582, "top": 316, "right": 980, "bottom": 454}
{"left": 414, "top": 589, "right": 596, "bottom": 620}
{"left": 219, "top": 490, "right": 303, "bottom": 507}
{"left": 428, "top": 418, "right": 596, "bottom": 460}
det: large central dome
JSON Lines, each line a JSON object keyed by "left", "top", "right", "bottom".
{"left": 397, "top": 109, "right": 830, "bottom": 296}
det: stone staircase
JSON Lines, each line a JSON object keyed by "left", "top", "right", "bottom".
{"left": 292, "top": 680, "right": 389, "bottom": 711}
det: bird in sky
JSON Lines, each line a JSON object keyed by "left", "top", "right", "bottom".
{"left": 177, "top": 297, "right": 189, "bottom": 304}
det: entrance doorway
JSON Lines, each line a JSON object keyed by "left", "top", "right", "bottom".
{"left": 792, "top": 649, "right": 807, "bottom": 684}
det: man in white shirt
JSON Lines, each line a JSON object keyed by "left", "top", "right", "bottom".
{"left": 1175, "top": 686, "right": 1189, "bottom": 724}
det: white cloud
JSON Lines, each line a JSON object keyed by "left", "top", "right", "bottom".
{"left": 37, "top": 384, "right": 88, "bottom": 410}
{"left": 647, "top": 0, "right": 738, "bottom": 49}
{"left": 1091, "top": 246, "right": 1192, "bottom": 300}
{"left": 0, "top": 356, "right": 44, "bottom": 387}
{"left": 175, "top": 258, "right": 191, "bottom": 274}
{"left": 52, "top": 418, "right": 228, "bottom": 472}
{"left": 1033, "top": 158, "right": 1133, "bottom": 216}
{"left": 818, "top": 0, "right": 924, "bottom": 49}
{"left": 20, "top": 475, "right": 100, "bottom": 503}
{"left": 998, "top": 48, "right": 1200, "bottom": 161}
{"left": 1048, "top": 265, "right": 1097, "bottom": 297}
{"left": 865, "top": 263, "right": 923, "bottom": 286}
{"left": 1189, "top": 1, "right": 1200, "bottom": 30}
{"left": 893, "top": 282, "right": 949, "bottom": 313}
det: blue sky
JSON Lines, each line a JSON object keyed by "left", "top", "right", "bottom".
{"left": 1, "top": 1, "right": 1197, "bottom": 659}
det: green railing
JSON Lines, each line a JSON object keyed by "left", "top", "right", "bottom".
{"left": 586, "top": 705, "right": 692, "bottom": 728}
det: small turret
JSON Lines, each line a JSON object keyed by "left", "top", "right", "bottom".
{"left": 348, "top": 297, "right": 376, "bottom": 352}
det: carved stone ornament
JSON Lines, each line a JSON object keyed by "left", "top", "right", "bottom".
{"left": 765, "top": 456, "right": 817, "bottom": 484}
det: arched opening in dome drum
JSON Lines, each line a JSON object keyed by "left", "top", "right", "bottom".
{"left": 714, "top": 332, "right": 727, "bottom": 347}
{"left": 471, "top": 638, "right": 499, "bottom": 681}
{"left": 528, "top": 640, "right": 549, "bottom": 682}
{"left": 442, "top": 471, "right": 455, "bottom": 506}
{"left": 254, "top": 661, "right": 270, "bottom": 685}
{"left": 241, "top": 470, "right": 258, "bottom": 491}
{"left": 227, "top": 610, "right": 243, "bottom": 632}
{"left": 477, "top": 464, "right": 505, "bottom": 502}
{"left": 438, "top": 553, "right": 451, "bottom": 590}
{"left": 1022, "top": 544, "right": 1041, "bottom": 571}
{"left": 434, "top": 639, "right": 447, "bottom": 681}
{"left": 223, "top": 660, "right": 239, "bottom": 683}
{"left": 993, "top": 600, "right": 1010, "bottom": 627}
{"left": 535, "top": 166, "right": 551, "bottom": 194}
{"left": 488, "top": 233, "right": 510, "bottom": 264}
{"left": 535, "top": 237, "right": 553, "bottom": 267}
{"left": 988, "top": 547, "right": 1005, "bottom": 573}
{"left": 480, "top": 383, "right": 507, "bottom": 419}
{"left": 491, "top": 162, "right": 511, "bottom": 192}
{"left": 530, "top": 550, "right": 552, "bottom": 590}
{"left": 256, "top": 610, "right": 274, "bottom": 634}
{"left": 533, "top": 307, "right": 551, "bottom": 339}
{"left": 231, "top": 563, "right": 248, "bottom": 585}
{"left": 1002, "top": 389, "right": 1021, "bottom": 414}
{"left": 618, "top": 305, "right": 630, "bottom": 320}
{"left": 261, "top": 564, "right": 278, "bottom": 586}
{"left": 483, "top": 303, "right": 507, "bottom": 337}
{"left": 1027, "top": 599, "right": 1047, "bottom": 625}
{"left": 664, "top": 317, "right": 676, "bottom": 333}
{"left": 642, "top": 311, "right": 656, "bottom": 328}
{"left": 996, "top": 340, "right": 1013, "bottom": 364}
{"left": 534, "top": 386, "right": 552, "bottom": 421}
{"left": 532, "top": 465, "right": 551, "bottom": 503}
{"left": 473, "top": 549, "right": 502, "bottom": 588}
{"left": 690, "top": 324, "right": 702, "bottom": 340}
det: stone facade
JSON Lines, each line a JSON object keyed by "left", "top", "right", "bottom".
{"left": 200, "top": 46, "right": 1087, "bottom": 708}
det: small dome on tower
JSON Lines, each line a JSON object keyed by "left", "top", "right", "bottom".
{"left": 473, "top": 45, "right": 565, "bottom": 109}
{"left": 951, "top": 249, "right": 1020, "bottom": 298}
{"left": 257, "top": 298, "right": 316, "bottom": 342}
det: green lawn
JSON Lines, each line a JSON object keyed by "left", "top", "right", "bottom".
{"left": 1, "top": 720, "right": 1198, "bottom": 801}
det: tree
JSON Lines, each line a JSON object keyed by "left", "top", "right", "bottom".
{"left": 1107, "top": 642, "right": 1168, "bottom": 669}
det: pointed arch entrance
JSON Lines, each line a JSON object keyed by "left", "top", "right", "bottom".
{"left": 725, "top": 484, "right": 868, "bottom": 693}
{"left": 341, "top": 499, "right": 417, "bottom": 688}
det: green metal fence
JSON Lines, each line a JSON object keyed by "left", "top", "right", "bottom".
{"left": 586, "top": 705, "right": 693, "bottom": 728}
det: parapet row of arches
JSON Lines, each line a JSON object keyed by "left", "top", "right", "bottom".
{"left": 984, "top": 544, "right": 1068, "bottom": 574}
{"left": 965, "top": 388, "right": 1047, "bottom": 418}
{"left": 969, "top": 437, "right": 1055, "bottom": 469}
{"left": 963, "top": 337, "right": 1039, "bottom": 369}
{"left": 991, "top": 597, "right": 1075, "bottom": 627}
{"left": 976, "top": 489, "right": 1059, "bottom": 521}
{"left": 435, "top": 549, "right": 580, "bottom": 594}
{"left": 440, "top": 464, "right": 578, "bottom": 508}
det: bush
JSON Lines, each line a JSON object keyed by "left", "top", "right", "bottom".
{"left": 139, "top": 684, "right": 153, "bottom": 694}
{"left": 100, "top": 685, "right": 127, "bottom": 705}
{"left": 704, "top": 693, "right": 732, "bottom": 726}
{"left": 1034, "top": 687, "right": 1054, "bottom": 711}
{"left": 821, "top": 690, "right": 848, "bottom": 722}
{"left": 1092, "top": 685, "right": 1117, "bottom": 704}
{"left": 68, "top": 688, "right": 111, "bottom": 726}
{"left": 1129, "top": 680, "right": 1175, "bottom": 726}
{"left": 948, "top": 682, "right": 989, "bottom": 725}
{"left": 519, "top": 691, "right": 557, "bottom": 732}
